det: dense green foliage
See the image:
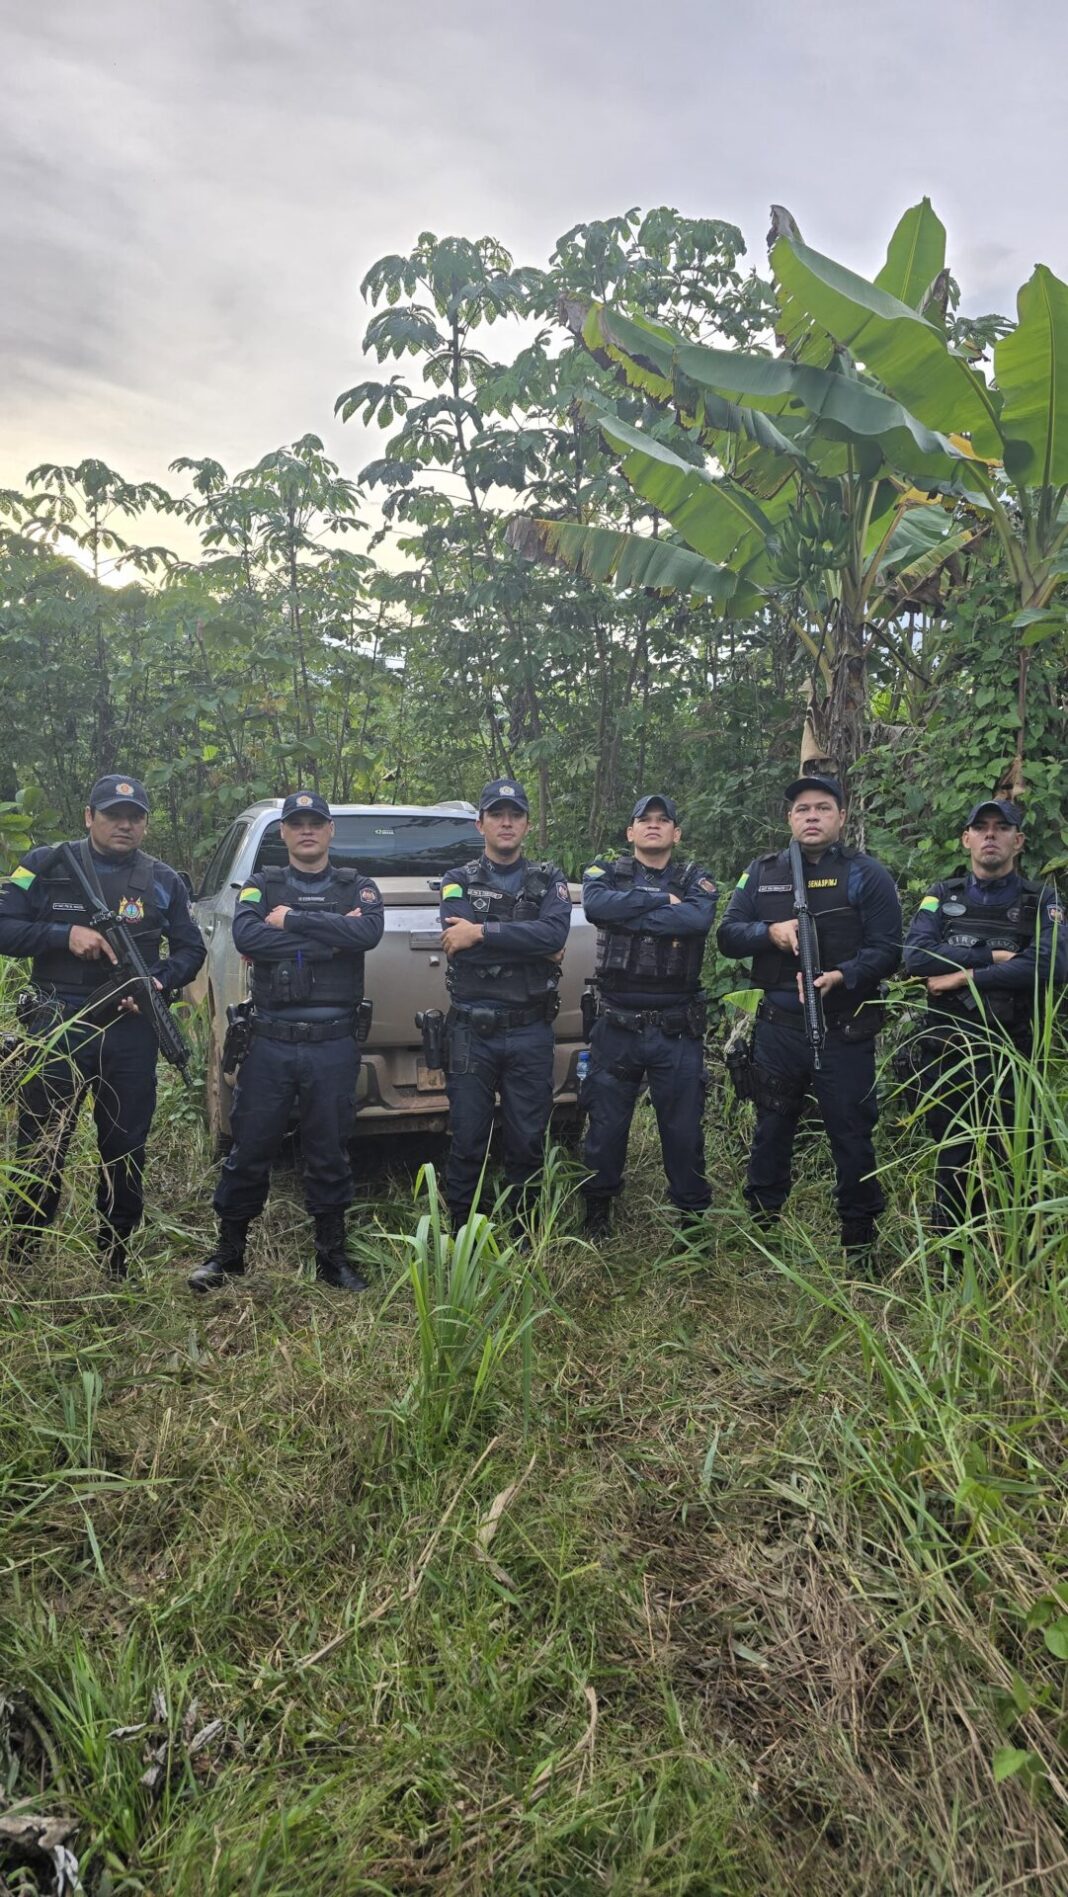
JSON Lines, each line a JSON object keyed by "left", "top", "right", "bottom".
{"left": 2, "top": 202, "right": 1065, "bottom": 888}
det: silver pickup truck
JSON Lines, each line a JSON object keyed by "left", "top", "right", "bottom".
{"left": 187, "top": 800, "right": 596, "bottom": 1149}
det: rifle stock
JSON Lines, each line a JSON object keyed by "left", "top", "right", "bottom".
{"left": 788, "top": 838, "right": 826, "bottom": 1071}
{"left": 58, "top": 843, "right": 193, "bottom": 1087}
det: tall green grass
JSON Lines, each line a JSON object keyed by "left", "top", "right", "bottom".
{"left": 1, "top": 981, "right": 1066, "bottom": 1892}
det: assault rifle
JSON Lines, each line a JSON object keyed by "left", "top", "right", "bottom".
{"left": 57, "top": 842, "right": 193, "bottom": 1087}
{"left": 788, "top": 837, "right": 826, "bottom": 1071}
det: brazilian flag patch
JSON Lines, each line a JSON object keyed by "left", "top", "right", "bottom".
{"left": 919, "top": 895, "right": 940, "bottom": 913}
{"left": 10, "top": 865, "right": 35, "bottom": 890}
{"left": 735, "top": 870, "right": 749, "bottom": 889}
{"left": 238, "top": 885, "right": 262, "bottom": 904}
{"left": 441, "top": 882, "right": 463, "bottom": 900}
{"left": 584, "top": 864, "right": 605, "bottom": 878}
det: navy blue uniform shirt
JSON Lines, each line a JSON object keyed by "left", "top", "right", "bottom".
{"left": 716, "top": 843, "right": 901, "bottom": 1011}
{"left": 582, "top": 856, "right": 718, "bottom": 937}
{"left": 582, "top": 854, "right": 717, "bottom": 1008}
{"left": 232, "top": 865, "right": 384, "bottom": 962}
{"left": 0, "top": 842, "right": 206, "bottom": 999}
{"left": 440, "top": 855, "right": 571, "bottom": 963}
{"left": 903, "top": 870, "right": 1068, "bottom": 994}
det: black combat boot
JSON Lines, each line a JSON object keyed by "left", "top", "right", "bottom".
{"left": 841, "top": 1218, "right": 877, "bottom": 1272}
{"left": 583, "top": 1196, "right": 612, "bottom": 1240}
{"left": 188, "top": 1218, "right": 250, "bottom": 1294}
{"left": 98, "top": 1224, "right": 129, "bottom": 1281}
{"left": 678, "top": 1205, "right": 713, "bottom": 1246}
{"left": 313, "top": 1210, "right": 368, "bottom": 1292}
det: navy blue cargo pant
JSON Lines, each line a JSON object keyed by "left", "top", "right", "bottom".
{"left": 214, "top": 1030, "right": 359, "bottom": 1222}
{"left": 13, "top": 1012, "right": 158, "bottom": 1238}
{"left": 924, "top": 1032, "right": 1019, "bottom": 1233}
{"left": 745, "top": 1015, "right": 882, "bottom": 1226}
{"left": 445, "top": 1012, "right": 554, "bottom": 1222}
{"left": 582, "top": 1015, "right": 710, "bottom": 1212}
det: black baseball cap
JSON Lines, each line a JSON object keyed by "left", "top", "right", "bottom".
{"left": 478, "top": 778, "right": 530, "bottom": 814}
{"left": 631, "top": 794, "right": 679, "bottom": 823}
{"left": 964, "top": 798, "right": 1023, "bottom": 829}
{"left": 89, "top": 774, "right": 150, "bottom": 813}
{"left": 785, "top": 774, "right": 844, "bottom": 807}
{"left": 281, "top": 790, "right": 332, "bottom": 821}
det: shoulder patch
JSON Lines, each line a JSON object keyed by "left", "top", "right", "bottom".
{"left": 556, "top": 881, "right": 569, "bottom": 900}
{"left": 1048, "top": 904, "right": 1064, "bottom": 924}
{"left": 584, "top": 864, "right": 605, "bottom": 878}
{"left": 238, "top": 885, "right": 262, "bottom": 904}
{"left": 698, "top": 876, "right": 716, "bottom": 894}
{"left": 919, "top": 895, "right": 940, "bottom": 913}
{"left": 360, "top": 885, "right": 377, "bottom": 903}
{"left": 441, "top": 882, "right": 464, "bottom": 900}
{"left": 735, "top": 871, "right": 749, "bottom": 889}
{"left": 10, "top": 865, "right": 35, "bottom": 890}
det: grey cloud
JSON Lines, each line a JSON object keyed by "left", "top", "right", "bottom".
{"left": 4, "top": 0, "right": 1068, "bottom": 516}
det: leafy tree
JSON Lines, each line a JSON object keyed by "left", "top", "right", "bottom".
{"left": 512, "top": 201, "right": 988, "bottom": 790}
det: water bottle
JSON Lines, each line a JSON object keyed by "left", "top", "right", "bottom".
{"left": 575, "top": 1050, "right": 589, "bottom": 1086}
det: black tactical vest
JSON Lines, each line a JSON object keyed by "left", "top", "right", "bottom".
{"left": 749, "top": 849, "right": 863, "bottom": 1017}
{"left": 248, "top": 865, "right": 365, "bottom": 1012}
{"left": 927, "top": 875, "right": 1043, "bottom": 1030}
{"left": 32, "top": 843, "right": 164, "bottom": 995}
{"left": 446, "top": 858, "right": 563, "bottom": 1007}
{"left": 594, "top": 857, "right": 706, "bottom": 997}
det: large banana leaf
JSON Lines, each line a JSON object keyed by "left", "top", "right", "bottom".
{"left": 507, "top": 517, "right": 763, "bottom": 612}
{"left": 874, "top": 199, "right": 946, "bottom": 311}
{"left": 994, "top": 265, "right": 1068, "bottom": 488}
{"left": 597, "top": 413, "right": 787, "bottom": 573}
{"left": 576, "top": 304, "right": 809, "bottom": 473}
{"left": 582, "top": 302, "right": 980, "bottom": 487}
{"left": 772, "top": 233, "right": 1001, "bottom": 452}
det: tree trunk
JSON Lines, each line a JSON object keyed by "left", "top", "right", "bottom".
{"left": 800, "top": 603, "right": 866, "bottom": 793}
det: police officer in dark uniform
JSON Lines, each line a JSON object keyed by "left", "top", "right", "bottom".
{"left": 716, "top": 775, "right": 901, "bottom": 1259}
{"left": 189, "top": 791, "right": 384, "bottom": 1293}
{"left": 0, "top": 774, "right": 206, "bottom": 1277}
{"left": 581, "top": 794, "right": 717, "bottom": 1236}
{"left": 439, "top": 778, "right": 571, "bottom": 1229}
{"left": 903, "top": 796, "right": 1067, "bottom": 1240}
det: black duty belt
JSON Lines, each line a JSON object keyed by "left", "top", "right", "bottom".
{"left": 450, "top": 1000, "right": 552, "bottom": 1032}
{"left": 758, "top": 999, "right": 852, "bottom": 1032}
{"left": 600, "top": 1000, "right": 696, "bottom": 1034}
{"left": 251, "top": 1015, "right": 357, "bottom": 1045}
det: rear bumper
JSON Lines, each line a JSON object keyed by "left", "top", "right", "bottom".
{"left": 352, "top": 1045, "right": 583, "bottom": 1134}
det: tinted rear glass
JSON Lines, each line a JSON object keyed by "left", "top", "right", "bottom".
{"left": 254, "top": 814, "right": 482, "bottom": 879}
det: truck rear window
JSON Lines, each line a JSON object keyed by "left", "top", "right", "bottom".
{"left": 254, "top": 814, "right": 483, "bottom": 879}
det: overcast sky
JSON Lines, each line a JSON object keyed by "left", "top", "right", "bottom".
{"left": 6, "top": 0, "right": 1067, "bottom": 532}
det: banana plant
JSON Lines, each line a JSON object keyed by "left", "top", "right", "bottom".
{"left": 509, "top": 201, "right": 1004, "bottom": 784}
{"left": 770, "top": 228, "right": 1068, "bottom": 795}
